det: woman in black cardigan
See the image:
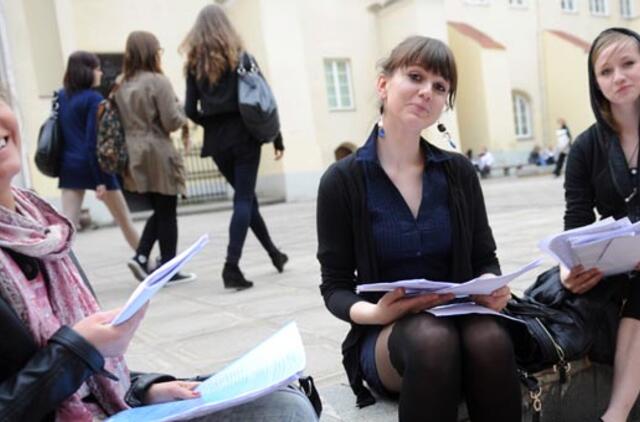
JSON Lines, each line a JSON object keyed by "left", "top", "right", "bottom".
{"left": 562, "top": 28, "right": 640, "bottom": 422}
{"left": 316, "top": 36, "right": 520, "bottom": 422}
{"left": 181, "top": 4, "right": 287, "bottom": 290}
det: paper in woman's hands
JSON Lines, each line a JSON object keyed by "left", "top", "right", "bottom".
{"left": 111, "top": 234, "right": 209, "bottom": 326}
{"left": 356, "top": 258, "right": 542, "bottom": 297}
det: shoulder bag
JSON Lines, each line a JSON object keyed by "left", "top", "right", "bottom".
{"left": 237, "top": 52, "right": 280, "bottom": 143}
{"left": 34, "top": 91, "right": 64, "bottom": 178}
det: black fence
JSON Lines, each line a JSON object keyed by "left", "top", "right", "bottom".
{"left": 123, "top": 143, "right": 228, "bottom": 212}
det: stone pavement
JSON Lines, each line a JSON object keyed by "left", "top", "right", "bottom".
{"left": 72, "top": 175, "right": 566, "bottom": 421}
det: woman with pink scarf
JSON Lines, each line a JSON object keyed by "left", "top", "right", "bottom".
{"left": 0, "top": 94, "right": 318, "bottom": 421}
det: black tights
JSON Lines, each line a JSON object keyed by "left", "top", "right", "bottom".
{"left": 136, "top": 193, "right": 178, "bottom": 264}
{"left": 387, "top": 314, "right": 521, "bottom": 422}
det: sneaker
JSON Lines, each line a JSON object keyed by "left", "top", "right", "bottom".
{"left": 166, "top": 271, "right": 197, "bottom": 286}
{"left": 269, "top": 250, "right": 288, "bottom": 273}
{"left": 127, "top": 255, "right": 149, "bottom": 282}
{"left": 222, "top": 263, "right": 253, "bottom": 290}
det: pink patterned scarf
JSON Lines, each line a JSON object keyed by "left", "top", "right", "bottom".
{"left": 0, "top": 187, "right": 130, "bottom": 421}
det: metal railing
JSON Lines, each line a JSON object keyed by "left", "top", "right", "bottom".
{"left": 175, "top": 143, "right": 228, "bottom": 206}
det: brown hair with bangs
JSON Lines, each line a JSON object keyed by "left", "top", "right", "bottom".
{"left": 63, "top": 51, "right": 100, "bottom": 95}
{"left": 123, "top": 31, "right": 163, "bottom": 81}
{"left": 379, "top": 35, "right": 458, "bottom": 109}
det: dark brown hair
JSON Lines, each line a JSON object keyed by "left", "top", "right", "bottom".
{"left": 123, "top": 31, "right": 163, "bottom": 80}
{"left": 180, "top": 4, "right": 244, "bottom": 84}
{"left": 379, "top": 35, "right": 458, "bottom": 108}
{"left": 63, "top": 51, "right": 100, "bottom": 95}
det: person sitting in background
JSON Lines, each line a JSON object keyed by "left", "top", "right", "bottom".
{"left": 476, "top": 146, "right": 494, "bottom": 178}
{"left": 528, "top": 145, "right": 541, "bottom": 165}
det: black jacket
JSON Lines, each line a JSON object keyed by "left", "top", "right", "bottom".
{"left": 185, "top": 58, "right": 284, "bottom": 156}
{"left": 0, "top": 254, "right": 173, "bottom": 422}
{"left": 316, "top": 129, "right": 501, "bottom": 406}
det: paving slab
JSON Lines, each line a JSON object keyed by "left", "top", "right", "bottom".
{"left": 72, "top": 175, "right": 568, "bottom": 420}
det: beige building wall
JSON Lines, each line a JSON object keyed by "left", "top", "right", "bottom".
{"left": 448, "top": 23, "right": 515, "bottom": 155}
{"left": 542, "top": 31, "right": 592, "bottom": 142}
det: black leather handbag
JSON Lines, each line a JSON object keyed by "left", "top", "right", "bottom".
{"left": 236, "top": 52, "right": 280, "bottom": 144}
{"left": 35, "top": 91, "right": 64, "bottom": 178}
{"left": 504, "top": 266, "right": 619, "bottom": 374}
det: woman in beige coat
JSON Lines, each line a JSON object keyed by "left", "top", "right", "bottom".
{"left": 115, "top": 31, "right": 195, "bottom": 284}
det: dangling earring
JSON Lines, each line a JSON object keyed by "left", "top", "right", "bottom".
{"left": 377, "top": 118, "right": 386, "bottom": 139}
{"left": 437, "top": 122, "right": 457, "bottom": 149}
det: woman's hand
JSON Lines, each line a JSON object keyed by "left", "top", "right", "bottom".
{"left": 274, "top": 147, "right": 284, "bottom": 161}
{"left": 72, "top": 305, "right": 147, "bottom": 358}
{"left": 351, "top": 288, "right": 454, "bottom": 326}
{"left": 181, "top": 125, "right": 191, "bottom": 154}
{"left": 143, "top": 381, "right": 201, "bottom": 404}
{"left": 472, "top": 286, "right": 511, "bottom": 312}
{"left": 560, "top": 264, "right": 603, "bottom": 294}
{"left": 96, "top": 185, "right": 106, "bottom": 201}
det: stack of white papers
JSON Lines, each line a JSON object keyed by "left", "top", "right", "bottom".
{"left": 111, "top": 234, "right": 209, "bottom": 326}
{"left": 356, "top": 258, "right": 542, "bottom": 297}
{"left": 539, "top": 217, "right": 640, "bottom": 276}
{"left": 356, "top": 259, "right": 541, "bottom": 320}
{"left": 106, "top": 322, "right": 306, "bottom": 422}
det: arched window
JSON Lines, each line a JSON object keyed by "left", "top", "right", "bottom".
{"left": 512, "top": 93, "right": 533, "bottom": 139}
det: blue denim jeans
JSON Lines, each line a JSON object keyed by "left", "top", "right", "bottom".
{"left": 212, "top": 142, "right": 277, "bottom": 265}
{"left": 190, "top": 386, "right": 318, "bottom": 422}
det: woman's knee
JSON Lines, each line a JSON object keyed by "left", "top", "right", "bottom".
{"left": 460, "top": 316, "right": 514, "bottom": 359}
{"left": 389, "top": 314, "right": 460, "bottom": 372}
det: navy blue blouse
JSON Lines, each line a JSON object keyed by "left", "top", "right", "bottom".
{"left": 357, "top": 134, "right": 452, "bottom": 283}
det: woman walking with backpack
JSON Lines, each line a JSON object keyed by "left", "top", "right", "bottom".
{"left": 57, "top": 51, "right": 139, "bottom": 251}
{"left": 181, "top": 4, "right": 288, "bottom": 290}
{"left": 114, "top": 31, "right": 195, "bottom": 284}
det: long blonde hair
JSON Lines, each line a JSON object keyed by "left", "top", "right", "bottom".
{"left": 180, "top": 4, "right": 244, "bottom": 85}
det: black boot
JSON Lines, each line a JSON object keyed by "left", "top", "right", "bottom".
{"left": 269, "top": 250, "right": 288, "bottom": 273}
{"left": 222, "top": 263, "right": 253, "bottom": 290}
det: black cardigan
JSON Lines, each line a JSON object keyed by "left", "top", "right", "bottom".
{"left": 564, "top": 123, "right": 639, "bottom": 230}
{"left": 316, "top": 136, "right": 501, "bottom": 407}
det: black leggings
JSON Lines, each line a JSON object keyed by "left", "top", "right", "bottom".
{"left": 136, "top": 193, "right": 178, "bottom": 264}
{"left": 387, "top": 313, "right": 521, "bottom": 422}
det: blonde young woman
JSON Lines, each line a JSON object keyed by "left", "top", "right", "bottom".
{"left": 115, "top": 31, "right": 195, "bottom": 284}
{"left": 181, "top": 4, "right": 287, "bottom": 290}
{"left": 58, "top": 51, "right": 139, "bottom": 251}
{"left": 562, "top": 28, "right": 640, "bottom": 422}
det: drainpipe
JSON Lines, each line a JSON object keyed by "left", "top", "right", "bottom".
{"left": 0, "top": 0, "right": 32, "bottom": 189}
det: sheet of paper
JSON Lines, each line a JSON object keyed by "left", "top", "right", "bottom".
{"left": 427, "top": 302, "right": 524, "bottom": 323}
{"left": 595, "top": 236, "right": 640, "bottom": 276}
{"left": 538, "top": 217, "right": 621, "bottom": 269}
{"left": 106, "top": 322, "right": 306, "bottom": 422}
{"left": 437, "top": 258, "right": 542, "bottom": 296}
{"left": 356, "top": 259, "right": 542, "bottom": 297}
{"left": 111, "top": 234, "right": 209, "bottom": 325}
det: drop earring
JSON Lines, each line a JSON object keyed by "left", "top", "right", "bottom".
{"left": 437, "top": 122, "right": 456, "bottom": 149}
{"left": 377, "top": 119, "right": 386, "bottom": 139}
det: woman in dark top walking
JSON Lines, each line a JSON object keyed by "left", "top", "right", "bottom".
{"left": 58, "top": 51, "right": 139, "bottom": 251}
{"left": 316, "top": 36, "right": 521, "bottom": 422}
{"left": 181, "top": 4, "right": 288, "bottom": 290}
{"left": 561, "top": 28, "right": 640, "bottom": 422}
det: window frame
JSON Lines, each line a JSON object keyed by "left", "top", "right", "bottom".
{"left": 323, "top": 58, "right": 355, "bottom": 112}
{"left": 589, "top": 0, "right": 609, "bottom": 15}
{"left": 513, "top": 93, "right": 533, "bottom": 140}
{"left": 561, "top": 0, "right": 579, "bottom": 13}
{"left": 620, "top": 0, "right": 635, "bottom": 18}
